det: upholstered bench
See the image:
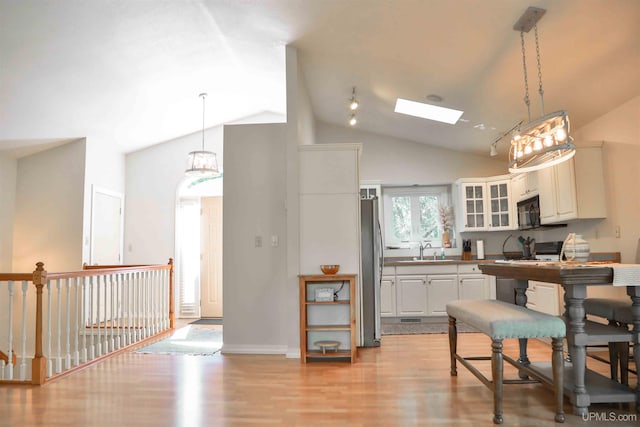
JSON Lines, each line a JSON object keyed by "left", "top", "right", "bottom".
{"left": 584, "top": 298, "right": 634, "bottom": 384}
{"left": 447, "top": 299, "right": 566, "bottom": 424}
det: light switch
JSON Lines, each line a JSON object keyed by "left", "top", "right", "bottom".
{"left": 255, "top": 236, "right": 262, "bottom": 247}
{"left": 271, "top": 235, "right": 279, "bottom": 247}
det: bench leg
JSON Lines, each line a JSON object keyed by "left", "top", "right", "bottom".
{"left": 552, "top": 337, "right": 566, "bottom": 423}
{"left": 491, "top": 339, "right": 504, "bottom": 425}
{"left": 448, "top": 316, "right": 457, "bottom": 376}
{"left": 618, "top": 341, "right": 629, "bottom": 386}
{"left": 608, "top": 319, "right": 619, "bottom": 381}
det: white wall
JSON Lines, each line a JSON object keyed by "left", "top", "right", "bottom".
{"left": 0, "top": 153, "right": 16, "bottom": 271}
{"left": 124, "top": 126, "right": 224, "bottom": 264}
{"left": 316, "top": 121, "right": 506, "bottom": 185}
{"left": 221, "top": 122, "right": 288, "bottom": 354}
{"left": 12, "top": 139, "right": 86, "bottom": 272}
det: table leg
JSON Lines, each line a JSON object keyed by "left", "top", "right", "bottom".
{"left": 627, "top": 289, "right": 640, "bottom": 413}
{"left": 565, "top": 287, "right": 589, "bottom": 416}
{"left": 514, "top": 279, "right": 530, "bottom": 379}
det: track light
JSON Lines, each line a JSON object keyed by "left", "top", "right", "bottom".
{"left": 349, "top": 86, "right": 359, "bottom": 110}
{"left": 349, "top": 114, "right": 357, "bottom": 126}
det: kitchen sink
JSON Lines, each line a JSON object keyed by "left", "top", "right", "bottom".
{"left": 396, "top": 259, "right": 455, "bottom": 263}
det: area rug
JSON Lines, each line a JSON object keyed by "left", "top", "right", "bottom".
{"left": 134, "top": 325, "right": 222, "bottom": 355}
{"left": 189, "top": 318, "right": 223, "bottom": 325}
{"left": 382, "top": 321, "right": 478, "bottom": 335}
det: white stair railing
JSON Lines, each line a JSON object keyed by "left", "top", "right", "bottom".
{"left": 0, "top": 259, "right": 174, "bottom": 385}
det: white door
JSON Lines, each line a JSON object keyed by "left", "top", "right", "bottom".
{"left": 426, "top": 274, "right": 458, "bottom": 316}
{"left": 380, "top": 275, "right": 396, "bottom": 317}
{"left": 200, "top": 197, "right": 223, "bottom": 318}
{"left": 90, "top": 187, "right": 123, "bottom": 265}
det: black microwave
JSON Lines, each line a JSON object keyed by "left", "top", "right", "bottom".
{"left": 517, "top": 195, "right": 541, "bottom": 230}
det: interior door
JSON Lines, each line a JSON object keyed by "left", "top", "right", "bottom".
{"left": 200, "top": 197, "right": 223, "bottom": 318}
{"left": 90, "top": 187, "right": 124, "bottom": 265}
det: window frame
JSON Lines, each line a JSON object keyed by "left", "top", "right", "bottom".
{"left": 382, "top": 185, "right": 453, "bottom": 248}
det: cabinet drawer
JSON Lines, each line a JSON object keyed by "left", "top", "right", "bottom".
{"left": 382, "top": 266, "right": 395, "bottom": 276}
{"left": 457, "top": 264, "right": 481, "bottom": 274}
{"left": 396, "top": 265, "right": 458, "bottom": 275}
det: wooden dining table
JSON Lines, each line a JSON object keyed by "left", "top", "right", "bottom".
{"left": 479, "top": 261, "right": 640, "bottom": 416}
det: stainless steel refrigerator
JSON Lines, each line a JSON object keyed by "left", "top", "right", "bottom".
{"left": 360, "top": 197, "right": 382, "bottom": 347}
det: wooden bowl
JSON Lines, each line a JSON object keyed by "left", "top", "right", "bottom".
{"left": 320, "top": 264, "right": 340, "bottom": 275}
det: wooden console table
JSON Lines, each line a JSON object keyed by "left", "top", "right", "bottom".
{"left": 479, "top": 261, "right": 640, "bottom": 416}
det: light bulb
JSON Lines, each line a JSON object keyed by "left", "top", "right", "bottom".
{"left": 533, "top": 138, "right": 543, "bottom": 151}
{"left": 555, "top": 126, "right": 567, "bottom": 142}
{"left": 349, "top": 99, "right": 359, "bottom": 110}
{"left": 349, "top": 115, "right": 357, "bottom": 126}
{"left": 513, "top": 133, "right": 521, "bottom": 141}
{"left": 544, "top": 133, "right": 554, "bottom": 147}
{"left": 524, "top": 144, "right": 533, "bottom": 155}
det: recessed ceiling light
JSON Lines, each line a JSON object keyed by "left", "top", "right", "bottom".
{"left": 426, "top": 94, "right": 443, "bottom": 102}
{"left": 394, "top": 98, "right": 463, "bottom": 125}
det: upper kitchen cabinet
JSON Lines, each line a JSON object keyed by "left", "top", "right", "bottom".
{"left": 538, "top": 146, "right": 606, "bottom": 224}
{"left": 455, "top": 176, "right": 516, "bottom": 232}
{"left": 511, "top": 172, "right": 538, "bottom": 202}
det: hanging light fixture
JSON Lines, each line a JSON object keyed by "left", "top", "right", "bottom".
{"left": 349, "top": 86, "right": 359, "bottom": 111}
{"left": 186, "top": 93, "right": 220, "bottom": 177}
{"left": 507, "top": 7, "right": 575, "bottom": 173}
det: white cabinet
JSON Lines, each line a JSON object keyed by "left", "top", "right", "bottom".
{"left": 396, "top": 275, "right": 427, "bottom": 316}
{"left": 458, "top": 264, "right": 496, "bottom": 300}
{"left": 456, "top": 177, "right": 516, "bottom": 232}
{"left": 487, "top": 179, "right": 515, "bottom": 230}
{"left": 380, "top": 275, "right": 396, "bottom": 317}
{"left": 511, "top": 173, "right": 538, "bottom": 202}
{"left": 459, "top": 182, "right": 487, "bottom": 231}
{"left": 538, "top": 147, "right": 606, "bottom": 224}
{"left": 427, "top": 274, "right": 458, "bottom": 315}
{"left": 526, "top": 280, "right": 562, "bottom": 316}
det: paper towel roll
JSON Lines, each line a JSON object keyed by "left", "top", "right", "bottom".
{"left": 477, "top": 240, "right": 485, "bottom": 260}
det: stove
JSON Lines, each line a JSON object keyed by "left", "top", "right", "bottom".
{"left": 533, "top": 241, "right": 564, "bottom": 261}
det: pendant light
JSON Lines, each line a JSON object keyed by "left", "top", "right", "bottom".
{"left": 507, "top": 7, "right": 575, "bottom": 173}
{"left": 185, "top": 93, "right": 219, "bottom": 177}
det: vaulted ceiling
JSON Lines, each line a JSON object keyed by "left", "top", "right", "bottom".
{"left": 1, "top": 0, "right": 638, "bottom": 158}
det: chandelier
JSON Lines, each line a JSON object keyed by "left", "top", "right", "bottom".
{"left": 508, "top": 7, "right": 575, "bottom": 173}
{"left": 186, "top": 93, "right": 220, "bottom": 177}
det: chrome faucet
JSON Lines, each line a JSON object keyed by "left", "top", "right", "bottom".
{"left": 418, "top": 241, "right": 432, "bottom": 260}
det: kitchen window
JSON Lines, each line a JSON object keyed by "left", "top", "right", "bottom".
{"left": 382, "top": 185, "right": 453, "bottom": 248}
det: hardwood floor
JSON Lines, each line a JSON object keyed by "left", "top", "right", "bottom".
{"left": 0, "top": 327, "right": 636, "bottom": 427}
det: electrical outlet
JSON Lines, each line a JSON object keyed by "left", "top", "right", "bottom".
{"left": 271, "top": 235, "right": 279, "bottom": 247}
{"left": 615, "top": 225, "right": 621, "bottom": 238}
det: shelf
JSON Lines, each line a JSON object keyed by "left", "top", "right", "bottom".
{"left": 306, "top": 324, "right": 351, "bottom": 331}
{"left": 305, "top": 350, "right": 352, "bottom": 359}
{"left": 306, "top": 300, "right": 350, "bottom": 305}
{"left": 299, "top": 274, "right": 357, "bottom": 363}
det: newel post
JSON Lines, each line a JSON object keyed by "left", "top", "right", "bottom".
{"left": 32, "top": 262, "right": 47, "bottom": 385}
{"left": 168, "top": 258, "right": 175, "bottom": 329}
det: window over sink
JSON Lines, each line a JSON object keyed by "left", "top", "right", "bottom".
{"left": 382, "top": 185, "right": 454, "bottom": 249}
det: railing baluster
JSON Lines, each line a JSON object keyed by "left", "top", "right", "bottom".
{"left": 81, "top": 276, "right": 88, "bottom": 363}
{"left": 7, "top": 281, "right": 14, "bottom": 380}
{"left": 96, "top": 275, "right": 102, "bottom": 357}
{"left": 45, "top": 279, "right": 52, "bottom": 377}
{"left": 55, "top": 279, "right": 62, "bottom": 374}
{"left": 88, "top": 275, "right": 95, "bottom": 360}
{"left": 64, "top": 278, "right": 71, "bottom": 370}
{"left": 108, "top": 273, "right": 115, "bottom": 352}
{"left": 73, "top": 277, "right": 80, "bottom": 366}
{"left": 20, "top": 280, "right": 28, "bottom": 380}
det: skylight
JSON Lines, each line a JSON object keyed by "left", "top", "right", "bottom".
{"left": 394, "top": 98, "right": 463, "bottom": 125}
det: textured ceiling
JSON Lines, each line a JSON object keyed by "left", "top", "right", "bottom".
{"left": 1, "top": 0, "right": 638, "bottom": 158}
